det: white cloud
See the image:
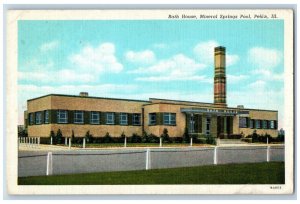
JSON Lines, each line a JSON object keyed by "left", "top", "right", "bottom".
{"left": 130, "top": 54, "right": 208, "bottom": 82}
{"left": 248, "top": 47, "right": 282, "bottom": 69}
{"left": 194, "top": 40, "right": 219, "bottom": 65}
{"left": 69, "top": 42, "right": 123, "bottom": 74}
{"left": 193, "top": 40, "right": 239, "bottom": 67}
{"left": 248, "top": 80, "right": 267, "bottom": 90}
{"left": 40, "top": 40, "right": 59, "bottom": 52}
{"left": 125, "top": 50, "right": 156, "bottom": 65}
{"left": 226, "top": 55, "right": 239, "bottom": 67}
{"left": 227, "top": 74, "right": 248, "bottom": 83}
{"left": 251, "top": 69, "right": 284, "bottom": 81}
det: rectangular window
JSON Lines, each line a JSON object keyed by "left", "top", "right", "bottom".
{"left": 255, "top": 120, "right": 261, "bottom": 129}
{"left": 262, "top": 120, "right": 268, "bottom": 129}
{"left": 29, "top": 113, "right": 34, "bottom": 125}
{"left": 239, "top": 117, "right": 247, "bottom": 128}
{"left": 270, "top": 120, "right": 275, "bottom": 129}
{"left": 57, "top": 110, "right": 68, "bottom": 124}
{"left": 249, "top": 119, "right": 254, "bottom": 129}
{"left": 44, "top": 110, "right": 49, "bottom": 124}
{"left": 163, "top": 113, "right": 176, "bottom": 125}
{"left": 120, "top": 113, "right": 128, "bottom": 125}
{"left": 90, "top": 111, "right": 100, "bottom": 124}
{"left": 149, "top": 113, "right": 156, "bottom": 125}
{"left": 74, "top": 111, "right": 84, "bottom": 124}
{"left": 35, "top": 112, "right": 42, "bottom": 124}
{"left": 133, "top": 113, "right": 141, "bottom": 125}
{"left": 206, "top": 117, "right": 211, "bottom": 135}
{"left": 106, "top": 112, "right": 115, "bottom": 124}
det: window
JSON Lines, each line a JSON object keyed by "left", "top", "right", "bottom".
{"left": 44, "top": 110, "right": 49, "bottom": 124}
{"left": 29, "top": 113, "right": 34, "bottom": 125}
{"left": 90, "top": 112, "right": 100, "bottom": 124}
{"left": 239, "top": 117, "right": 247, "bottom": 128}
{"left": 149, "top": 113, "right": 156, "bottom": 125}
{"left": 57, "top": 110, "right": 68, "bottom": 124}
{"left": 262, "top": 120, "right": 268, "bottom": 129}
{"left": 74, "top": 111, "right": 84, "bottom": 124}
{"left": 270, "top": 120, "right": 275, "bottom": 129}
{"left": 120, "top": 113, "right": 128, "bottom": 125}
{"left": 255, "top": 120, "right": 261, "bottom": 129}
{"left": 106, "top": 112, "right": 115, "bottom": 124}
{"left": 133, "top": 113, "right": 141, "bottom": 125}
{"left": 249, "top": 119, "right": 254, "bottom": 129}
{"left": 163, "top": 113, "right": 176, "bottom": 125}
{"left": 35, "top": 112, "right": 42, "bottom": 124}
{"left": 206, "top": 117, "right": 211, "bottom": 135}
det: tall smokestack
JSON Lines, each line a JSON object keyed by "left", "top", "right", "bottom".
{"left": 214, "top": 46, "right": 227, "bottom": 106}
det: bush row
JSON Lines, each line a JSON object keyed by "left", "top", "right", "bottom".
{"left": 37, "top": 128, "right": 217, "bottom": 145}
{"left": 246, "top": 131, "right": 284, "bottom": 143}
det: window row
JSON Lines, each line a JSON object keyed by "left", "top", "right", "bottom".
{"left": 28, "top": 110, "right": 141, "bottom": 126}
{"left": 148, "top": 112, "right": 176, "bottom": 126}
{"left": 239, "top": 117, "right": 277, "bottom": 129}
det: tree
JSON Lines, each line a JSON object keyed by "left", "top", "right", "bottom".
{"left": 183, "top": 127, "right": 189, "bottom": 143}
{"left": 56, "top": 129, "right": 63, "bottom": 144}
{"left": 161, "top": 128, "right": 171, "bottom": 143}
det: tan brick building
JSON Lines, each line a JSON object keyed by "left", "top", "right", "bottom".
{"left": 24, "top": 47, "right": 279, "bottom": 138}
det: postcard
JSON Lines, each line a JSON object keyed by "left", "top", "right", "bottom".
{"left": 6, "top": 9, "right": 294, "bottom": 195}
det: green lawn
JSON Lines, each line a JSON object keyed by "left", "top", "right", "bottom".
{"left": 18, "top": 162, "right": 284, "bottom": 185}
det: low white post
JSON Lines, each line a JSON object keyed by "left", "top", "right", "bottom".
{"left": 146, "top": 149, "right": 151, "bottom": 170}
{"left": 83, "top": 138, "right": 86, "bottom": 149}
{"left": 124, "top": 137, "right": 127, "bottom": 148}
{"left": 214, "top": 146, "right": 218, "bottom": 165}
{"left": 267, "top": 137, "right": 269, "bottom": 145}
{"left": 50, "top": 137, "right": 53, "bottom": 145}
{"left": 68, "top": 138, "right": 71, "bottom": 149}
{"left": 65, "top": 137, "right": 68, "bottom": 145}
{"left": 216, "top": 138, "right": 220, "bottom": 146}
{"left": 46, "top": 152, "right": 53, "bottom": 176}
{"left": 190, "top": 137, "right": 193, "bottom": 147}
{"left": 159, "top": 137, "right": 162, "bottom": 147}
{"left": 38, "top": 137, "right": 40, "bottom": 146}
{"left": 267, "top": 146, "right": 270, "bottom": 162}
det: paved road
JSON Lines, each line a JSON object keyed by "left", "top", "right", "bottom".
{"left": 18, "top": 145, "right": 285, "bottom": 177}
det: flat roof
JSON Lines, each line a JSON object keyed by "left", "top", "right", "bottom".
{"left": 27, "top": 94, "right": 278, "bottom": 112}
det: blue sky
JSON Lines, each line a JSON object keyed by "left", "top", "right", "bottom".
{"left": 18, "top": 20, "right": 284, "bottom": 128}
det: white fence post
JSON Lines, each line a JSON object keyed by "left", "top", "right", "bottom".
{"left": 267, "top": 146, "right": 270, "bottom": 162}
{"left": 124, "top": 137, "right": 127, "bottom": 148}
{"left": 68, "top": 138, "right": 71, "bottom": 149}
{"left": 50, "top": 137, "right": 53, "bottom": 145}
{"left": 38, "top": 137, "right": 40, "bottom": 146}
{"left": 190, "top": 138, "right": 193, "bottom": 147}
{"left": 46, "top": 152, "right": 53, "bottom": 176}
{"left": 146, "top": 149, "right": 151, "bottom": 170}
{"left": 83, "top": 138, "right": 86, "bottom": 149}
{"left": 214, "top": 146, "right": 218, "bottom": 165}
{"left": 65, "top": 137, "right": 68, "bottom": 145}
{"left": 159, "top": 137, "right": 162, "bottom": 147}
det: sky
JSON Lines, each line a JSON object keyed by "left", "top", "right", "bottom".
{"left": 18, "top": 20, "right": 284, "bottom": 128}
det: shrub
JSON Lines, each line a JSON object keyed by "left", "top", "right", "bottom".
{"left": 85, "top": 131, "right": 93, "bottom": 144}
{"left": 49, "top": 130, "right": 56, "bottom": 144}
{"left": 252, "top": 130, "right": 258, "bottom": 143}
{"left": 103, "top": 132, "right": 113, "bottom": 143}
{"left": 148, "top": 134, "right": 159, "bottom": 143}
{"left": 171, "top": 137, "right": 183, "bottom": 143}
{"left": 206, "top": 135, "right": 216, "bottom": 145}
{"left": 142, "top": 131, "right": 149, "bottom": 143}
{"left": 129, "top": 133, "right": 142, "bottom": 143}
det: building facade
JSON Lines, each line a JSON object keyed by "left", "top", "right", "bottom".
{"left": 24, "top": 47, "right": 278, "bottom": 138}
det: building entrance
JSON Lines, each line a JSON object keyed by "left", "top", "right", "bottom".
{"left": 217, "top": 116, "right": 233, "bottom": 138}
